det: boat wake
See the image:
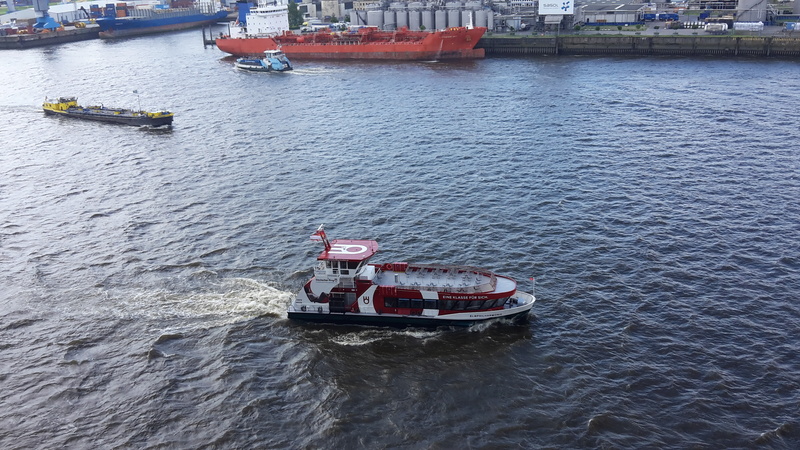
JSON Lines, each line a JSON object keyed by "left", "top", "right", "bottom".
{"left": 327, "top": 328, "right": 444, "bottom": 346}
{"left": 105, "top": 277, "right": 294, "bottom": 332}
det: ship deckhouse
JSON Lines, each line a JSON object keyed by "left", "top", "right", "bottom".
{"left": 315, "top": 238, "right": 378, "bottom": 282}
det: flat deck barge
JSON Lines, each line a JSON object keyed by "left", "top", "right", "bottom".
{"left": 0, "top": 25, "right": 100, "bottom": 49}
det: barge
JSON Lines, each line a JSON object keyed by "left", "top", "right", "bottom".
{"left": 43, "top": 97, "right": 174, "bottom": 127}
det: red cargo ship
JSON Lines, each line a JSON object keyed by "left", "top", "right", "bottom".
{"left": 215, "top": 0, "right": 486, "bottom": 60}
{"left": 217, "top": 26, "right": 486, "bottom": 60}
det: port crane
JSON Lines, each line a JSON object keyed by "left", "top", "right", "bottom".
{"left": 31, "top": 0, "right": 61, "bottom": 30}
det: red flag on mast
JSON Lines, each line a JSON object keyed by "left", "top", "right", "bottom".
{"left": 310, "top": 224, "right": 331, "bottom": 251}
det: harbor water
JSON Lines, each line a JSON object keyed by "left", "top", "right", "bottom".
{"left": 1, "top": 30, "right": 799, "bottom": 448}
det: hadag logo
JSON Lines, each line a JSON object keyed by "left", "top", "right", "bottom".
{"left": 561, "top": 1, "right": 571, "bottom": 11}
{"left": 329, "top": 243, "right": 368, "bottom": 255}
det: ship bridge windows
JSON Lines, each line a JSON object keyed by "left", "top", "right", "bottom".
{"left": 324, "top": 260, "right": 363, "bottom": 275}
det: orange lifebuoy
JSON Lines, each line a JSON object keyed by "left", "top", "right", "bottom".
{"left": 384, "top": 263, "right": 393, "bottom": 271}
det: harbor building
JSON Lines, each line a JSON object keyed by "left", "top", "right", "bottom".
{"left": 291, "top": 0, "right": 787, "bottom": 32}
{"left": 575, "top": 3, "right": 645, "bottom": 26}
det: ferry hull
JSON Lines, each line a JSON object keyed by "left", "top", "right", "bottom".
{"left": 288, "top": 307, "right": 531, "bottom": 328}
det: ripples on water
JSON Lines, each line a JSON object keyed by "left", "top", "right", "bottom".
{"left": 1, "top": 31, "right": 799, "bottom": 447}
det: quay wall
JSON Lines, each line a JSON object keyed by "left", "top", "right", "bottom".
{"left": 478, "top": 35, "right": 800, "bottom": 57}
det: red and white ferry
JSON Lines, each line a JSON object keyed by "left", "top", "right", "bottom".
{"left": 288, "top": 225, "right": 535, "bottom": 327}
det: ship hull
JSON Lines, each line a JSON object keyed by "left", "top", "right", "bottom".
{"left": 97, "top": 11, "right": 228, "bottom": 39}
{"left": 216, "top": 27, "right": 487, "bottom": 60}
{"left": 0, "top": 26, "right": 100, "bottom": 49}
{"left": 44, "top": 108, "right": 173, "bottom": 127}
{"left": 288, "top": 306, "right": 531, "bottom": 328}
{"left": 289, "top": 291, "right": 534, "bottom": 328}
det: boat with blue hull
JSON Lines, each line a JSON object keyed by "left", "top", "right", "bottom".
{"left": 288, "top": 225, "right": 535, "bottom": 328}
{"left": 95, "top": 1, "right": 228, "bottom": 39}
{"left": 234, "top": 49, "right": 292, "bottom": 72}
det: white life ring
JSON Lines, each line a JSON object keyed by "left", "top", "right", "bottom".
{"left": 364, "top": 298, "right": 370, "bottom": 305}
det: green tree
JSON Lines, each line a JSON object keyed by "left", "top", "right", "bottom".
{"left": 288, "top": 1, "right": 303, "bottom": 29}
{"left": 330, "top": 15, "right": 338, "bottom": 23}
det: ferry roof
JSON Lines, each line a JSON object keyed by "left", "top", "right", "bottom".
{"left": 317, "top": 239, "right": 379, "bottom": 261}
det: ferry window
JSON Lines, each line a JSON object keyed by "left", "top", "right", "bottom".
{"left": 481, "top": 299, "right": 494, "bottom": 309}
{"left": 441, "top": 300, "right": 456, "bottom": 311}
{"left": 397, "top": 298, "right": 410, "bottom": 309}
{"left": 410, "top": 299, "right": 423, "bottom": 309}
{"left": 385, "top": 297, "right": 397, "bottom": 308}
{"left": 466, "top": 301, "right": 483, "bottom": 311}
{"left": 424, "top": 299, "right": 437, "bottom": 310}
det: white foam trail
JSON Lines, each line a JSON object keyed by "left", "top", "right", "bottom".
{"left": 106, "top": 278, "right": 295, "bottom": 330}
{"left": 329, "top": 328, "right": 443, "bottom": 346}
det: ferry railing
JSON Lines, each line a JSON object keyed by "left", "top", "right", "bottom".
{"left": 386, "top": 263, "right": 498, "bottom": 294}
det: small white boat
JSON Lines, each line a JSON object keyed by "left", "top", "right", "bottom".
{"left": 288, "top": 225, "right": 536, "bottom": 328}
{"left": 234, "top": 49, "right": 292, "bottom": 72}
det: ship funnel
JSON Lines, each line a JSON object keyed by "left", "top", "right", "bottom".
{"left": 237, "top": 0, "right": 250, "bottom": 26}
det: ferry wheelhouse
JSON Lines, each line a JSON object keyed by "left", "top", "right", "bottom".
{"left": 288, "top": 226, "right": 535, "bottom": 327}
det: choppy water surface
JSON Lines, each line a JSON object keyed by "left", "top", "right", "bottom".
{"left": 1, "top": 31, "right": 799, "bottom": 448}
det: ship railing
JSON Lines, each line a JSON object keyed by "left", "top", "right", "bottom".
{"left": 390, "top": 263, "right": 497, "bottom": 294}
{"left": 394, "top": 283, "right": 494, "bottom": 294}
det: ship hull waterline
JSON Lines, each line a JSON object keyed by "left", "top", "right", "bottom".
{"left": 288, "top": 308, "right": 531, "bottom": 328}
